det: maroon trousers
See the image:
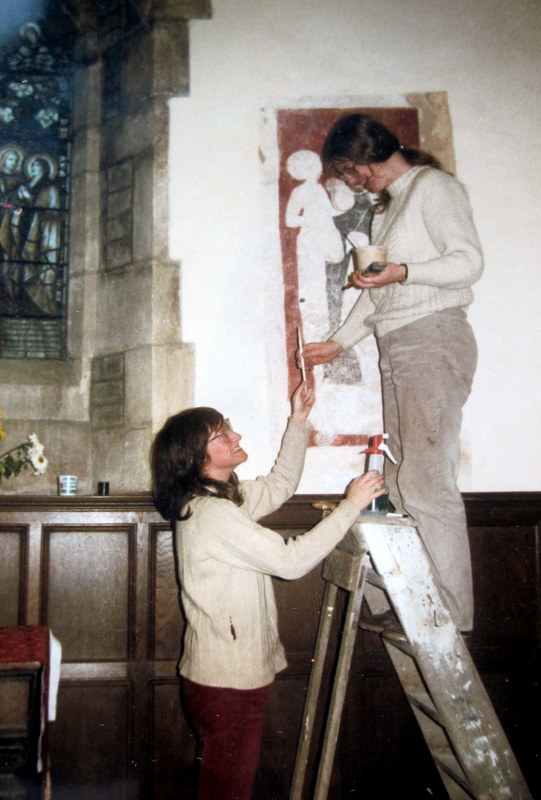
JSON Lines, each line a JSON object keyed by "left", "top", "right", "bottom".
{"left": 182, "top": 678, "right": 269, "bottom": 800}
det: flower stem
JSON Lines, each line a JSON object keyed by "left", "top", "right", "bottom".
{"left": 0, "top": 443, "right": 28, "bottom": 459}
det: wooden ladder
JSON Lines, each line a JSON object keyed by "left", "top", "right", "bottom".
{"left": 289, "top": 513, "right": 532, "bottom": 800}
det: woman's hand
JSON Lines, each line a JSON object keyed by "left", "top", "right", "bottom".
{"left": 300, "top": 340, "right": 343, "bottom": 369}
{"left": 290, "top": 380, "right": 315, "bottom": 425}
{"left": 350, "top": 262, "right": 407, "bottom": 289}
{"left": 345, "top": 470, "right": 387, "bottom": 511}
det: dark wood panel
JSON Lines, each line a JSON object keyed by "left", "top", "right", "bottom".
{"left": 470, "top": 525, "right": 539, "bottom": 646}
{"left": 41, "top": 525, "right": 136, "bottom": 662}
{"left": 149, "top": 524, "right": 184, "bottom": 662}
{"left": 273, "top": 561, "right": 327, "bottom": 657}
{"left": 0, "top": 526, "right": 27, "bottom": 626}
{"left": 463, "top": 491, "right": 541, "bottom": 526}
{"left": 339, "top": 671, "right": 447, "bottom": 799}
{"left": 150, "top": 681, "right": 196, "bottom": 800}
{"left": 479, "top": 668, "right": 540, "bottom": 798}
{"left": 49, "top": 681, "right": 135, "bottom": 800}
{"left": 255, "top": 675, "right": 312, "bottom": 799}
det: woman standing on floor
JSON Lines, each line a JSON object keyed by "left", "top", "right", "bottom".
{"left": 150, "top": 381, "right": 385, "bottom": 800}
{"left": 302, "top": 113, "right": 483, "bottom": 633}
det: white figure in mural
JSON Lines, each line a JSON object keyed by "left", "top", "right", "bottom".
{"left": 285, "top": 149, "right": 344, "bottom": 342}
{"left": 285, "top": 149, "right": 376, "bottom": 442}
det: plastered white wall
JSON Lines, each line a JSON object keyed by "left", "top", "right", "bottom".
{"left": 169, "top": 0, "right": 541, "bottom": 493}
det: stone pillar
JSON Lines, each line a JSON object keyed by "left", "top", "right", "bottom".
{"left": 90, "top": 13, "right": 202, "bottom": 492}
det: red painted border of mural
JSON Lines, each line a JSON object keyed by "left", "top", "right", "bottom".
{"left": 277, "top": 107, "right": 419, "bottom": 446}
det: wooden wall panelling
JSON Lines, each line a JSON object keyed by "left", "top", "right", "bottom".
{"left": 0, "top": 524, "right": 28, "bottom": 626}
{"left": 0, "top": 493, "right": 539, "bottom": 799}
{"left": 48, "top": 680, "right": 135, "bottom": 800}
{"left": 132, "top": 514, "right": 151, "bottom": 796}
{"left": 256, "top": 673, "right": 317, "bottom": 798}
{"left": 256, "top": 565, "right": 338, "bottom": 799}
{"left": 150, "top": 681, "right": 196, "bottom": 800}
{"left": 339, "top": 667, "right": 448, "bottom": 799}
{"left": 464, "top": 493, "right": 541, "bottom": 799}
{"left": 148, "top": 521, "right": 195, "bottom": 799}
{"left": 469, "top": 524, "right": 539, "bottom": 647}
{"left": 41, "top": 524, "right": 137, "bottom": 661}
{"left": 40, "top": 520, "right": 139, "bottom": 796}
{"left": 465, "top": 492, "right": 541, "bottom": 654}
{"left": 336, "top": 626, "right": 451, "bottom": 799}
{"left": 149, "top": 523, "right": 183, "bottom": 664}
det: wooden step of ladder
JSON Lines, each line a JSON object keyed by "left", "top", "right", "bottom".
{"left": 289, "top": 514, "right": 532, "bottom": 800}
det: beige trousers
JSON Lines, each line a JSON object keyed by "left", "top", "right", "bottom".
{"left": 377, "top": 307, "right": 478, "bottom": 631}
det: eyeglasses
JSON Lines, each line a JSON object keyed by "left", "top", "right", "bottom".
{"left": 332, "top": 163, "right": 359, "bottom": 180}
{"left": 208, "top": 419, "right": 232, "bottom": 443}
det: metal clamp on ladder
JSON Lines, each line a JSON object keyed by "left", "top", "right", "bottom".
{"left": 290, "top": 512, "right": 532, "bottom": 800}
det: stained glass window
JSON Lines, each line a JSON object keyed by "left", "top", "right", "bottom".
{"left": 0, "top": 20, "right": 73, "bottom": 359}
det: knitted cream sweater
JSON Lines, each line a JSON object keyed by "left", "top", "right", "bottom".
{"left": 176, "top": 420, "right": 360, "bottom": 690}
{"left": 332, "top": 166, "right": 484, "bottom": 350}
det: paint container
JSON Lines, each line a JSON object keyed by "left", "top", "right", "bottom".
{"left": 362, "top": 434, "right": 396, "bottom": 515}
{"left": 58, "top": 475, "right": 78, "bottom": 496}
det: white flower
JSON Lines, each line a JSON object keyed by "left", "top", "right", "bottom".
{"left": 30, "top": 451, "right": 48, "bottom": 475}
{"left": 0, "top": 429, "right": 47, "bottom": 482}
{"left": 28, "top": 433, "right": 45, "bottom": 455}
{"left": 27, "top": 434, "right": 47, "bottom": 475}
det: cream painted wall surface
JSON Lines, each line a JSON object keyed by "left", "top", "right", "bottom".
{"left": 169, "top": 0, "right": 541, "bottom": 492}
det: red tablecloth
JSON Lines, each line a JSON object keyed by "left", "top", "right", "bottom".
{"left": 0, "top": 625, "right": 49, "bottom": 665}
{"left": 0, "top": 625, "right": 58, "bottom": 796}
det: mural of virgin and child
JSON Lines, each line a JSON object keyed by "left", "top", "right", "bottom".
{"left": 285, "top": 149, "right": 373, "bottom": 385}
{"left": 0, "top": 148, "right": 61, "bottom": 316}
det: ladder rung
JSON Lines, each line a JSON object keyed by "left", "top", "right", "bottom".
{"left": 381, "top": 629, "right": 413, "bottom": 655}
{"left": 432, "top": 749, "right": 472, "bottom": 795}
{"left": 366, "top": 568, "right": 385, "bottom": 589}
{"left": 406, "top": 691, "right": 442, "bottom": 726}
{"left": 322, "top": 549, "right": 367, "bottom": 591}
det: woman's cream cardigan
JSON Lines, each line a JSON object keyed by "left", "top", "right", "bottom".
{"left": 176, "top": 419, "right": 360, "bottom": 690}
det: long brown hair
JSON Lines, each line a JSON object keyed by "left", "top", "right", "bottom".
{"left": 150, "top": 407, "right": 243, "bottom": 522}
{"left": 323, "top": 113, "right": 449, "bottom": 210}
